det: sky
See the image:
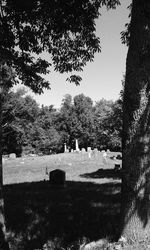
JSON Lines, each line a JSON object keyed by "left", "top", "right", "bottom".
{"left": 16, "top": 0, "right": 131, "bottom": 109}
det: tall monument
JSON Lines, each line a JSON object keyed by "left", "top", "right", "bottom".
{"left": 75, "top": 139, "right": 79, "bottom": 152}
{"left": 64, "top": 143, "right": 67, "bottom": 153}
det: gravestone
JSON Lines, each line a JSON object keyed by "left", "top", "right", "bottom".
{"left": 64, "top": 143, "right": 67, "bottom": 153}
{"left": 87, "top": 147, "right": 91, "bottom": 152}
{"left": 103, "top": 151, "right": 107, "bottom": 158}
{"left": 102, "top": 151, "right": 107, "bottom": 165}
{"left": 114, "top": 164, "right": 121, "bottom": 171}
{"left": 49, "top": 169, "right": 66, "bottom": 187}
{"left": 75, "top": 139, "right": 79, "bottom": 152}
{"left": 93, "top": 148, "right": 98, "bottom": 155}
{"left": 116, "top": 154, "right": 122, "bottom": 160}
{"left": 81, "top": 148, "right": 86, "bottom": 153}
{"left": 45, "top": 166, "right": 48, "bottom": 175}
{"left": 9, "top": 153, "right": 16, "bottom": 159}
{"left": 88, "top": 151, "right": 91, "bottom": 159}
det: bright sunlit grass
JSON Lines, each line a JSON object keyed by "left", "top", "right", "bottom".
{"left": 3, "top": 151, "right": 121, "bottom": 185}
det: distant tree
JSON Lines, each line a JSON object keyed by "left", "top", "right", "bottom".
{"left": 2, "top": 89, "right": 41, "bottom": 156}
{"left": 57, "top": 94, "right": 95, "bottom": 150}
{"left": 56, "top": 94, "right": 74, "bottom": 149}
{"left": 2, "top": 89, "right": 24, "bottom": 156}
{"left": 57, "top": 94, "right": 122, "bottom": 151}
{"left": 94, "top": 99, "right": 115, "bottom": 149}
{"left": 73, "top": 94, "right": 95, "bottom": 149}
{"left": 2, "top": 90, "right": 61, "bottom": 155}
{"left": 107, "top": 99, "right": 122, "bottom": 150}
{"left": 35, "top": 105, "right": 61, "bottom": 154}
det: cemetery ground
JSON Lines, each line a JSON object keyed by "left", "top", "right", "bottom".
{"left": 2, "top": 151, "right": 137, "bottom": 250}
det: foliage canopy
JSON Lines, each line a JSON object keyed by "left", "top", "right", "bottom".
{"left": 1, "top": 0, "right": 120, "bottom": 89}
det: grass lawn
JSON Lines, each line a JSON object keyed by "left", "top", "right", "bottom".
{"left": 3, "top": 151, "right": 121, "bottom": 185}
{"left": 3, "top": 151, "right": 122, "bottom": 250}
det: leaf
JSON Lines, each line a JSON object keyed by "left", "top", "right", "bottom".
{"left": 66, "top": 75, "right": 82, "bottom": 85}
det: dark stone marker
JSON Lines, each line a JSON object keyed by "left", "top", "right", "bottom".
{"left": 114, "top": 164, "right": 121, "bottom": 171}
{"left": 49, "top": 169, "right": 66, "bottom": 187}
{"left": 116, "top": 154, "right": 122, "bottom": 160}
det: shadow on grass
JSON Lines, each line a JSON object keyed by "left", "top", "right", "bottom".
{"left": 80, "top": 168, "right": 122, "bottom": 179}
{"left": 4, "top": 180, "right": 121, "bottom": 250}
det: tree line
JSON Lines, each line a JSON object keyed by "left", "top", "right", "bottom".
{"left": 2, "top": 89, "right": 122, "bottom": 157}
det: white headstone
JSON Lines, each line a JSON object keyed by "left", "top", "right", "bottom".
{"left": 102, "top": 151, "right": 107, "bottom": 165}
{"left": 87, "top": 147, "right": 91, "bottom": 152}
{"left": 88, "top": 151, "right": 91, "bottom": 159}
{"left": 9, "top": 153, "right": 16, "bottom": 159}
{"left": 103, "top": 151, "right": 107, "bottom": 157}
{"left": 81, "top": 148, "right": 86, "bottom": 153}
{"left": 75, "top": 139, "right": 79, "bottom": 151}
{"left": 93, "top": 148, "right": 98, "bottom": 154}
{"left": 64, "top": 143, "right": 67, "bottom": 153}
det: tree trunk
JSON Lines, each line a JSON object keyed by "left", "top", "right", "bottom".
{"left": 0, "top": 91, "right": 9, "bottom": 249}
{"left": 121, "top": 0, "right": 150, "bottom": 243}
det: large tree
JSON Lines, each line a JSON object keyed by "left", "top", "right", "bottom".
{"left": 0, "top": 0, "right": 120, "bottom": 248}
{"left": 121, "top": 0, "right": 150, "bottom": 243}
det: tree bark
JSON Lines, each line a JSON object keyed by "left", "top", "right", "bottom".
{"left": 121, "top": 0, "right": 150, "bottom": 243}
{"left": 0, "top": 89, "right": 9, "bottom": 249}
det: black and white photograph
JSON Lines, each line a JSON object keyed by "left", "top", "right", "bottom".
{"left": 1, "top": 0, "right": 150, "bottom": 249}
